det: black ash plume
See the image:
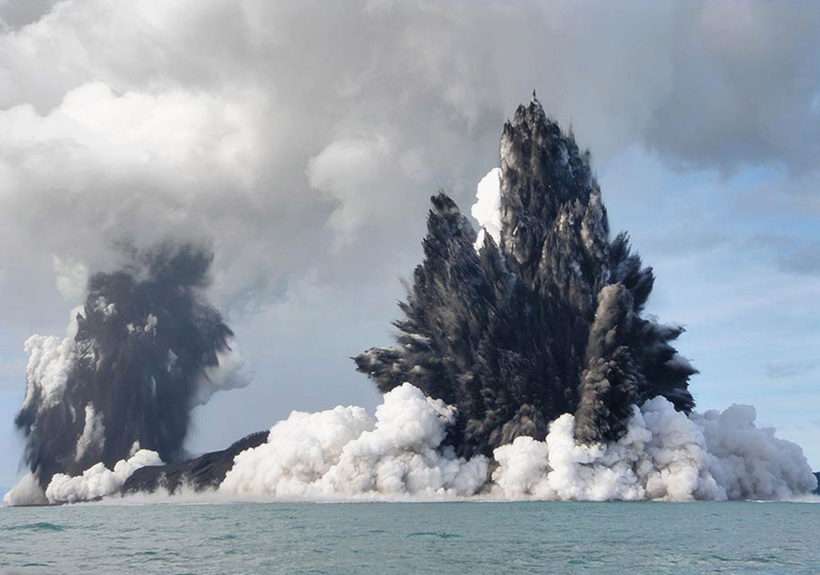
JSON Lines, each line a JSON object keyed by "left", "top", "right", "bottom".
{"left": 355, "top": 98, "right": 696, "bottom": 456}
{"left": 16, "top": 244, "right": 238, "bottom": 488}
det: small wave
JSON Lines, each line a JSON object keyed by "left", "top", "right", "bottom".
{"left": 406, "top": 531, "right": 462, "bottom": 539}
{"left": 208, "top": 534, "right": 237, "bottom": 541}
{"left": 3, "top": 522, "right": 65, "bottom": 532}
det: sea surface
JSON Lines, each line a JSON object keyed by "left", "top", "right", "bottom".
{"left": 1, "top": 500, "right": 818, "bottom": 574}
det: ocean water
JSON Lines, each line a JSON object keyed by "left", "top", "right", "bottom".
{"left": 1, "top": 501, "right": 818, "bottom": 574}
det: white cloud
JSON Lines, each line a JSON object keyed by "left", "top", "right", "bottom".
{"left": 0, "top": 1, "right": 818, "bottom": 318}
{"left": 471, "top": 167, "right": 502, "bottom": 247}
{"left": 307, "top": 136, "right": 396, "bottom": 241}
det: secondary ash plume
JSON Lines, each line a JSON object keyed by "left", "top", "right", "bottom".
{"left": 14, "top": 244, "right": 246, "bottom": 490}
{"left": 355, "top": 98, "right": 697, "bottom": 457}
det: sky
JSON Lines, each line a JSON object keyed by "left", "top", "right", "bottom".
{"left": 0, "top": 0, "right": 819, "bottom": 490}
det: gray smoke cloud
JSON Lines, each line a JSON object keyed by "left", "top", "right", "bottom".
{"left": 14, "top": 244, "right": 246, "bottom": 489}
{"left": 0, "top": 0, "right": 58, "bottom": 29}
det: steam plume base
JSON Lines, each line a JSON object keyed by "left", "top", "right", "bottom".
{"left": 83, "top": 385, "right": 818, "bottom": 504}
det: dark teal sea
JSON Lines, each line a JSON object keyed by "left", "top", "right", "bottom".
{"left": 1, "top": 501, "right": 819, "bottom": 574}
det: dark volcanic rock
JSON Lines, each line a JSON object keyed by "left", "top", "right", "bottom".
{"left": 121, "top": 431, "right": 268, "bottom": 494}
{"left": 355, "top": 98, "right": 696, "bottom": 457}
{"left": 814, "top": 472, "right": 820, "bottom": 495}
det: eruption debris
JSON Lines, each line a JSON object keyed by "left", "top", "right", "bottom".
{"left": 14, "top": 244, "right": 246, "bottom": 490}
{"left": 355, "top": 98, "right": 697, "bottom": 456}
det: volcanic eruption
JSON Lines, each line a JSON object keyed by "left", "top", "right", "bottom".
{"left": 5, "top": 99, "right": 816, "bottom": 505}
{"left": 12, "top": 245, "right": 246, "bottom": 497}
{"left": 355, "top": 97, "right": 697, "bottom": 456}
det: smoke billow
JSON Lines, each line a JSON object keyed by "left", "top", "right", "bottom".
{"left": 11, "top": 244, "right": 247, "bottom": 496}
{"left": 493, "top": 396, "right": 817, "bottom": 501}
{"left": 45, "top": 449, "right": 162, "bottom": 504}
{"left": 220, "top": 383, "right": 489, "bottom": 500}
{"left": 355, "top": 98, "right": 696, "bottom": 457}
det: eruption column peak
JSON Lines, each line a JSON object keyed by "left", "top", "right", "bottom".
{"left": 355, "top": 98, "right": 697, "bottom": 455}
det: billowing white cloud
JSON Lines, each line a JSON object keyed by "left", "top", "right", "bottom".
{"left": 220, "top": 383, "right": 489, "bottom": 499}
{"left": 44, "top": 448, "right": 162, "bottom": 504}
{"left": 307, "top": 135, "right": 417, "bottom": 243}
{"left": 37, "top": 384, "right": 806, "bottom": 504}
{"left": 1, "top": 0, "right": 817, "bottom": 320}
{"left": 471, "top": 167, "right": 502, "bottom": 248}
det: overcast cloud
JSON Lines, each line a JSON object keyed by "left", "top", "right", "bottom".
{"left": 1, "top": 1, "right": 819, "bottom": 313}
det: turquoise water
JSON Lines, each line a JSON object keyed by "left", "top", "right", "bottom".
{"left": 1, "top": 501, "right": 818, "bottom": 574}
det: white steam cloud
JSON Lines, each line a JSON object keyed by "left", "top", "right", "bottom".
{"left": 3, "top": 449, "right": 163, "bottom": 506}
{"left": 21, "top": 334, "right": 76, "bottom": 413}
{"left": 195, "top": 342, "right": 252, "bottom": 407}
{"left": 493, "top": 397, "right": 817, "bottom": 501}
{"left": 471, "top": 167, "right": 502, "bottom": 250}
{"left": 2, "top": 472, "right": 48, "bottom": 506}
{"left": 220, "top": 385, "right": 815, "bottom": 502}
{"left": 220, "top": 384, "right": 489, "bottom": 500}
{"left": 74, "top": 403, "right": 105, "bottom": 461}
{"left": 44, "top": 449, "right": 162, "bottom": 504}
{"left": 20, "top": 307, "right": 86, "bottom": 417}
